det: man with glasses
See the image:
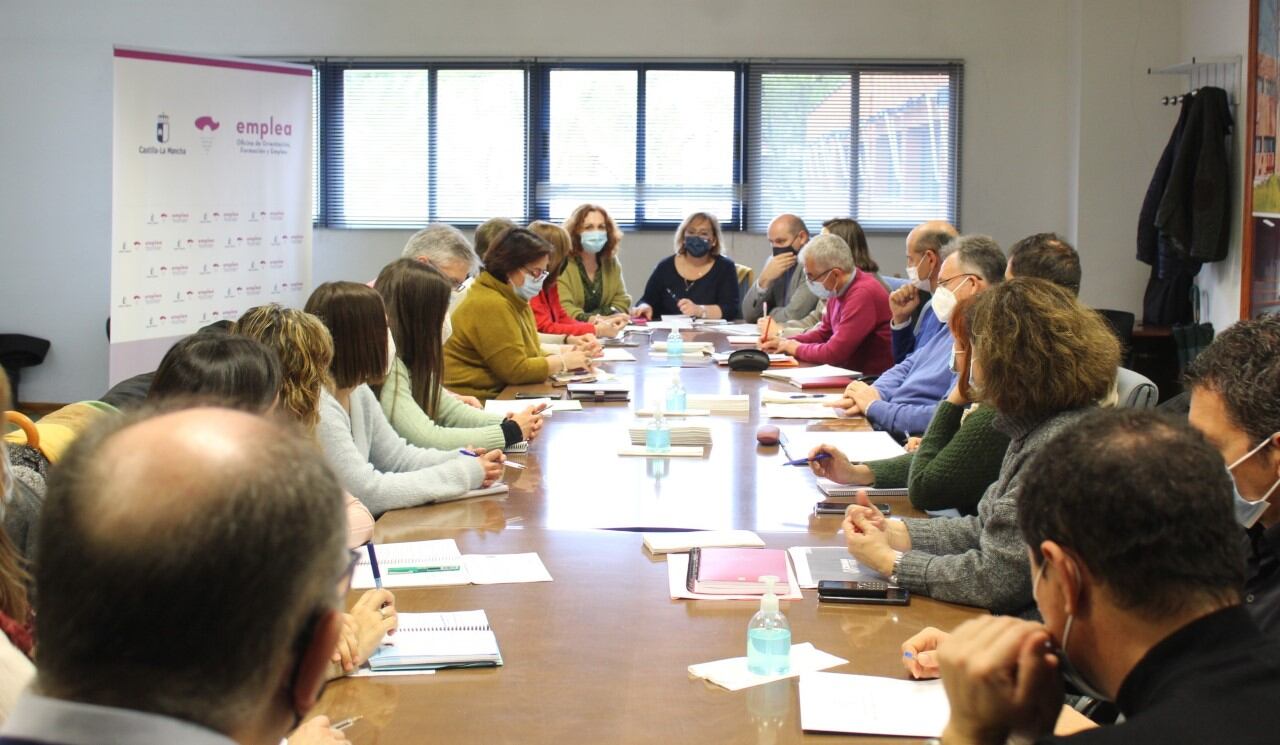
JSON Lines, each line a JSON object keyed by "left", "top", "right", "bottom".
{"left": 742, "top": 214, "right": 816, "bottom": 324}
{"left": 0, "top": 406, "right": 353, "bottom": 745}
{"left": 401, "top": 223, "right": 479, "bottom": 342}
{"left": 836, "top": 235, "right": 1005, "bottom": 439}
{"left": 760, "top": 233, "right": 893, "bottom": 375}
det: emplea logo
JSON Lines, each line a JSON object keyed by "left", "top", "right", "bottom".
{"left": 194, "top": 115, "right": 220, "bottom": 152}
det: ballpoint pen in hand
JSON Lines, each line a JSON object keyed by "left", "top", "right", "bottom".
{"left": 332, "top": 716, "right": 363, "bottom": 732}
{"left": 783, "top": 452, "right": 831, "bottom": 467}
{"left": 459, "top": 448, "right": 526, "bottom": 470}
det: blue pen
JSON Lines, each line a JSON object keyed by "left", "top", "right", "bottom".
{"left": 365, "top": 542, "right": 382, "bottom": 590}
{"left": 459, "top": 448, "right": 526, "bottom": 470}
{"left": 903, "top": 651, "right": 914, "bottom": 659}
{"left": 783, "top": 452, "right": 832, "bottom": 467}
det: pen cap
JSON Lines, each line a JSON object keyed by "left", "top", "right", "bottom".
{"left": 758, "top": 575, "right": 780, "bottom": 613}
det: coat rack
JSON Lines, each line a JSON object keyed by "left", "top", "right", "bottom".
{"left": 1147, "top": 56, "right": 1241, "bottom": 107}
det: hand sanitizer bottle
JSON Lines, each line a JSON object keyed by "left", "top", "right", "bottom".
{"left": 747, "top": 575, "right": 790, "bottom": 675}
{"left": 665, "top": 372, "right": 687, "bottom": 413}
{"left": 666, "top": 327, "right": 684, "bottom": 358}
{"left": 646, "top": 406, "right": 671, "bottom": 453}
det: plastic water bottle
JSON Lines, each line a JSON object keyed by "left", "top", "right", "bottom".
{"left": 665, "top": 372, "right": 687, "bottom": 413}
{"left": 666, "top": 327, "right": 684, "bottom": 359}
{"left": 747, "top": 575, "right": 791, "bottom": 675}
{"left": 645, "top": 408, "right": 671, "bottom": 453}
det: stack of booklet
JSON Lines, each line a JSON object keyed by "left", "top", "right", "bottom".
{"left": 628, "top": 422, "right": 712, "bottom": 446}
{"left": 367, "top": 610, "right": 503, "bottom": 672}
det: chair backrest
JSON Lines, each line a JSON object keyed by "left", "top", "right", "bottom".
{"left": 882, "top": 275, "right": 910, "bottom": 291}
{"left": 735, "top": 264, "right": 754, "bottom": 306}
{"left": 1115, "top": 366, "right": 1158, "bottom": 409}
{"left": 1096, "top": 309, "right": 1135, "bottom": 365}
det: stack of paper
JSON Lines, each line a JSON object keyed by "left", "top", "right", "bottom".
{"left": 651, "top": 341, "right": 715, "bottom": 354}
{"left": 628, "top": 422, "right": 712, "bottom": 446}
{"left": 642, "top": 529, "right": 765, "bottom": 555}
{"left": 761, "top": 364, "right": 859, "bottom": 383}
{"left": 367, "top": 610, "right": 503, "bottom": 672}
{"left": 787, "top": 546, "right": 884, "bottom": 589}
{"left": 687, "top": 393, "right": 750, "bottom": 413}
{"left": 799, "top": 673, "right": 949, "bottom": 738}
{"left": 595, "top": 347, "right": 637, "bottom": 362}
{"left": 727, "top": 335, "right": 760, "bottom": 345}
{"left": 710, "top": 323, "right": 766, "bottom": 336}
{"left": 760, "top": 390, "right": 844, "bottom": 405}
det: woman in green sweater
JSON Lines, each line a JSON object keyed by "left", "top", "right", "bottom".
{"left": 558, "top": 203, "right": 631, "bottom": 333}
{"left": 808, "top": 295, "right": 1008, "bottom": 516}
{"left": 375, "top": 259, "right": 545, "bottom": 451}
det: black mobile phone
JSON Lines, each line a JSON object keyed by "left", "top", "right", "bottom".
{"left": 817, "top": 580, "right": 910, "bottom": 605}
{"left": 815, "top": 501, "right": 891, "bottom": 515}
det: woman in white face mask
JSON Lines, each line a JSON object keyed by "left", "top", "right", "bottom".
{"left": 305, "top": 282, "right": 506, "bottom": 519}
{"left": 0, "top": 371, "right": 35, "bottom": 725}
{"left": 557, "top": 203, "right": 632, "bottom": 325}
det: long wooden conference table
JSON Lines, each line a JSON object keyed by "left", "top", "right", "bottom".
{"left": 316, "top": 328, "right": 982, "bottom": 744}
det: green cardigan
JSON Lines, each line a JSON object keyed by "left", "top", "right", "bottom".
{"left": 379, "top": 357, "right": 508, "bottom": 450}
{"left": 864, "top": 401, "right": 1009, "bottom": 516}
{"left": 557, "top": 255, "right": 633, "bottom": 321}
{"left": 443, "top": 272, "right": 551, "bottom": 400}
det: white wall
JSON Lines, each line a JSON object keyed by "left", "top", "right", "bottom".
{"left": 1, "top": 0, "right": 1191, "bottom": 402}
{"left": 1180, "top": 0, "right": 1250, "bottom": 332}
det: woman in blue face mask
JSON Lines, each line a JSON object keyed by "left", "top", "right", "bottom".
{"left": 558, "top": 204, "right": 632, "bottom": 329}
{"left": 632, "top": 212, "right": 741, "bottom": 321}
{"left": 445, "top": 228, "right": 594, "bottom": 401}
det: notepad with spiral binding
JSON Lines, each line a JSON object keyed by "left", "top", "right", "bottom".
{"left": 351, "top": 539, "right": 470, "bottom": 589}
{"left": 367, "top": 610, "right": 503, "bottom": 671}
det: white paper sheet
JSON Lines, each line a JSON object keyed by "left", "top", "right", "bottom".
{"left": 759, "top": 390, "right": 844, "bottom": 405}
{"left": 462, "top": 552, "right": 553, "bottom": 584}
{"left": 761, "top": 404, "right": 842, "bottom": 419}
{"left": 666, "top": 552, "right": 803, "bottom": 600}
{"left": 595, "top": 347, "right": 637, "bottom": 362}
{"left": 727, "top": 335, "right": 760, "bottom": 345}
{"left": 761, "top": 364, "right": 859, "bottom": 381}
{"left": 783, "top": 430, "right": 905, "bottom": 462}
{"left": 787, "top": 546, "right": 884, "bottom": 589}
{"left": 799, "top": 672, "right": 950, "bottom": 738}
{"left": 484, "top": 399, "right": 554, "bottom": 416}
{"left": 710, "top": 323, "right": 765, "bottom": 336}
{"left": 688, "top": 643, "right": 848, "bottom": 691}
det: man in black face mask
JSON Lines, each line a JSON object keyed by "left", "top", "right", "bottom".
{"left": 742, "top": 214, "right": 814, "bottom": 324}
{"left": 897, "top": 409, "right": 1280, "bottom": 744}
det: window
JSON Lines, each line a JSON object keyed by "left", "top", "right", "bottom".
{"left": 319, "top": 65, "right": 529, "bottom": 228}
{"left": 746, "top": 64, "right": 962, "bottom": 232}
{"left": 310, "top": 59, "right": 961, "bottom": 232}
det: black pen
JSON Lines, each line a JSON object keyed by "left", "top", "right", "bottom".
{"left": 365, "top": 542, "right": 382, "bottom": 589}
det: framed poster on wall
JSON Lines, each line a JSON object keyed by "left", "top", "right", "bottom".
{"left": 1248, "top": 0, "right": 1280, "bottom": 316}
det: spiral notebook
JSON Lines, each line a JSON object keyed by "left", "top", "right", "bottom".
{"left": 351, "top": 539, "right": 470, "bottom": 589}
{"left": 367, "top": 610, "right": 503, "bottom": 671}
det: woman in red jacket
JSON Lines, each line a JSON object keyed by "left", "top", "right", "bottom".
{"left": 527, "top": 220, "right": 621, "bottom": 339}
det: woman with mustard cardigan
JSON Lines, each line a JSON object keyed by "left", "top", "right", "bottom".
{"left": 445, "top": 228, "right": 594, "bottom": 401}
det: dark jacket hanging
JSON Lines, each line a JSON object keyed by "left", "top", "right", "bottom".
{"left": 1155, "top": 86, "right": 1233, "bottom": 262}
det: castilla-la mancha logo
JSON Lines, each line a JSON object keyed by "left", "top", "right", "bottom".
{"left": 156, "top": 113, "right": 170, "bottom": 143}
{"left": 194, "top": 115, "right": 220, "bottom": 152}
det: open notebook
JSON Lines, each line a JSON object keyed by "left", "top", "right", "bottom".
{"left": 367, "top": 610, "right": 502, "bottom": 671}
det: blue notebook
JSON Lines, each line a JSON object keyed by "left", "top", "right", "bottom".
{"left": 367, "top": 610, "right": 502, "bottom": 671}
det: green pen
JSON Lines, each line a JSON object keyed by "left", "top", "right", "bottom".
{"left": 388, "top": 564, "right": 461, "bottom": 574}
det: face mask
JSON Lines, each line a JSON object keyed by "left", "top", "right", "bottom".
{"left": 932, "top": 286, "right": 958, "bottom": 323}
{"left": 385, "top": 328, "right": 397, "bottom": 378}
{"left": 948, "top": 347, "right": 961, "bottom": 374}
{"left": 1227, "top": 433, "right": 1280, "bottom": 528}
{"left": 772, "top": 246, "right": 797, "bottom": 258}
{"left": 514, "top": 270, "right": 545, "bottom": 301}
{"left": 906, "top": 253, "right": 932, "bottom": 291}
{"left": 683, "top": 235, "right": 712, "bottom": 258}
{"left": 1033, "top": 562, "right": 1111, "bottom": 702}
{"left": 580, "top": 231, "right": 608, "bottom": 254}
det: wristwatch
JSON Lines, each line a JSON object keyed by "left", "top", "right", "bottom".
{"left": 889, "top": 550, "right": 904, "bottom": 587}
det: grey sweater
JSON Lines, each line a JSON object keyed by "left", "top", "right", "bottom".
{"left": 895, "top": 407, "right": 1093, "bottom": 614}
{"left": 317, "top": 385, "right": 484, "bottom": 518}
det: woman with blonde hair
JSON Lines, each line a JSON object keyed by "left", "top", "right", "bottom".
{"left": 632, "top": 211, "right": 740, "bottom": 321}
{"left": 817, "top": 278, "right": 1120, "bottom": 614}
{"left": 528, "top": 220, "right": 622, "bottom": 339}
{"left": 558, "top": 203, "right": 632, "bottom": 324}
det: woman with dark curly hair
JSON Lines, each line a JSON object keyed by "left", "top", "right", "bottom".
{"left": 832, "top": 278, "right": 1121, "bottom": 614}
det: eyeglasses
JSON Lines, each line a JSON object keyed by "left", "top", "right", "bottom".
{"left": 805, "top": 267, "right": 835, "bottom": 284}
{"left": 428, "top": 261, "right": 468, "bottom": 290}
{"left": 937, "top": 273, "right": 976, "bottom": 289}
{"left": 524, "top": 265, "right": 549, "bottom": 282}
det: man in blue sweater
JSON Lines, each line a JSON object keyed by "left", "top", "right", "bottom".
{"left": 889, "top": 220, "right": 957, "bottom": 363}
{"left": 835, "top": 235, "right": 1006, "bottom": 438}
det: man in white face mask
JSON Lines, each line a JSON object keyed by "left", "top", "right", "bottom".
{"left": 887, "top": 220, "right": 957, "bottom": 363}
{"left": 1186, "top": 314, "right": 1280, "bottom": 637}
{"left": 900, "top": 409, "right": 1280, "bottom": 744}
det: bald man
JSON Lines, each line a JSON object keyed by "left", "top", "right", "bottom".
{"left": 888, "top": 220, "right": 958, "bottom": 363}
{"left": 742, "top": 214, "right": 816, "bottom": 323}
{"left": 1, "top": 407, "right": 351, "bottom": 745}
